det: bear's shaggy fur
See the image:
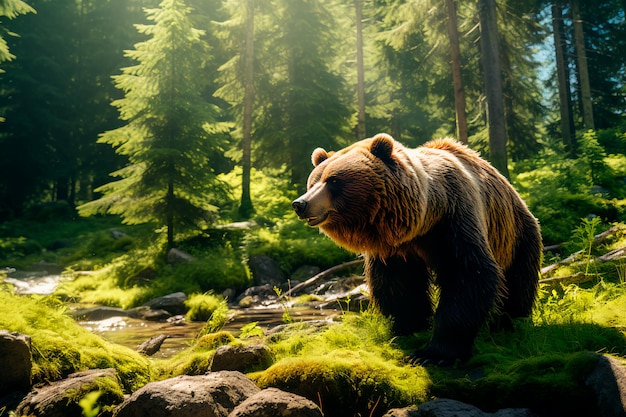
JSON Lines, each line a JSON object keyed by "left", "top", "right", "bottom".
{"left": 292, "top": 133, "right": 542, "bottom": 365}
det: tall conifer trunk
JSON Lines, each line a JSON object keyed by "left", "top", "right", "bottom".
{"left": 445, "top": 0, "right": 467, "bottom": 144}
{"left": 239, "top": 0, "right": 254, "bottom": 218}
{"left": 355, "top": 0, "right": 366, "bottom": 140}
{"left": 552, "top": 1, "right": 575, "bottom": 154}
{"left": 478, "top": 0, "right": 509, "bottom": 178}
{"left": 572, "top": 0, "right": 594, "bottom": 130}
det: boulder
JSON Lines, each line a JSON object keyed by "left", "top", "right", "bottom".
{"left": 235, "top": 284, "right": 277, "bottom": 308}
{"left": 228, "top": 387, "right": 323, "bottom": 417}
{"left": 290, "top": 265, "right": 321, "bottom": 283}
{"left": 113, "top": 371, "right": 260, "bottom": 417}
{"left": 248, "top": 255, "right": 286, "bottom": 287}
{"left": 585, "top": 354, "right": 626, "bottom": 417}
{"left": 0, "top": 330, "right": 32, "bottom": 395}
{"left": 131, "top": 306, "right": 172, "bottom": 321}
{"left": 109, "top": 229, "right": 128, "bottom": 239}
{"left": 383, "top": 399, "right": 534, "bottom": 417}
{"left": 72, "top": 306, "right": 130, "bottom": 321}
{"left": 167, "top": 248, "right": 195, "bottom": 264}
{"left": 141, "top": 292, "right": 187, "bottom": 315}
{"left": 16, "top": 368, "right": 122, "bottom": 417}
{"left": 210, "top": 344, "right": 275, "bottom": 373}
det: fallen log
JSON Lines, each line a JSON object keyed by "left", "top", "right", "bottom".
{"left": 541, "top": 250, "right": 584, "bottom": 275}
{"left": 539, "top": 245, "right": 626, "bottom": 285}
{"left": 538, "top": 272, "right": 593, "bottom": 286}
{"left": 542, "top": 224, "right": 625, "bottom": 254}
{"left": 282, "top": 259, "right": 364, "bottom": 298}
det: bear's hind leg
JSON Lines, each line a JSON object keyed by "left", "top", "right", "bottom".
{"left": 500, "top": 221, "right": 542, "bottom": 323}
{"left": 365, "top": 254, "right": 432, "bottom": 336}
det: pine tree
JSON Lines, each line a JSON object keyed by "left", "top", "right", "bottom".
{"left": 478, "top": 0, "right": 509, "bottom": 177}
{"left": 0, "top": 0, "right": 34, "bottom": 64}
{"left": 254, "top": 0, "right": 351, "bottom": 188}
{"left": 79, "top": 0, "right": 230, "bottom": 250}
{"left": 215, "top": 0, "right": 264, "bottom": 219}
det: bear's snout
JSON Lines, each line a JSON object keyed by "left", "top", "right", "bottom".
{"left": 292, "top": 198, "right": 308, "bottom": 218}
{"left": 292, "top": 183, "right": 333, "bottom": 227}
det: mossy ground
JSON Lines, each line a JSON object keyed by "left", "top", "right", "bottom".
{"left": 3, "top": 275, "right": 626, "bottom": 416}
{"left": 2, "top": 217, "right": 626, "bottom": 416}
{"left": 0, "top": 288, "right": 152, "bottom": 392}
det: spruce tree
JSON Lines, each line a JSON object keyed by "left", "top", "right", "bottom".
{"left": 79, "top": 0, "right": 230, "bottom": 250}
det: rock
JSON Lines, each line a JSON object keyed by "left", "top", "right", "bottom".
{"left": 141, "top": 292, "right": 187, "bottom": 315}
{"left": 222, "top": 288, "right": 236, "bottom": 301}
{"left": 137, "top": 334, "right": 169, "bottom": 356}
{"left": 131, "top": 307, "right": 172, "bottom": 321}
{"left": 228, "top": 387, "right": 323, "bottom": 417}
{"left": 166, "top": 314, "right": 187, "bottom": 325}
{"left": 109, "top": 229, "right": 128, "bottom": 239}
{"left": 386, "top": 399, "right": 534, "bottom": 417}
{"left": 290, "top": 265, "right": 321, "bottom": 283}
{"left": 0, "top": 331, "right": 32, "bottom": 395}
{"left": 215, "top": 221, "right": 258, "bottom": 230}
{"left": 167, "top": 248, "right": 195, "bottom": 264}
{"left": 16, "top": 368, "right": 122, "bottom": 417}
{"left": 113, "top": 371, "right": 260, "bottom": 417}
{"left": 235, "top": 284, "right": 277, "bottom": 308}
{"left": 73, "top": 306, "right": 130, "bottom": 321}
{"left": 585, "top": 354, "right": 626, "bottom": 417}
{"left": 248, "top": 255, "right": 286, "bottom": 287}
{"left": 210, "top": 344, "right": 275, "bottom": 373}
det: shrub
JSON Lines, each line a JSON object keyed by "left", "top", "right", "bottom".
{"left": 512, "top": 135, "right": 626, "bottom": 245}
{"left": 184, "top": 292, "right": 227, "bottom": 322}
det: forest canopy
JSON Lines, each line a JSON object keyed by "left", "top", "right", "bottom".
{"left": 0, "top": 0, "right": 624, "bottom": 248}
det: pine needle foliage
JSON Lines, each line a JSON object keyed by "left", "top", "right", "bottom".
{"left": 0, "top": 0, "right": 34, "bottom": 65}
{"left": 79, "top": 0, "right": 231, "bottom": 249}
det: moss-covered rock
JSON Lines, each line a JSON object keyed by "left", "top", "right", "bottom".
{"left": 16, "top": 368, "right": 124, "bottom": 417}
{"left": 0, "top": 291, "right": 151, "bottom": 392}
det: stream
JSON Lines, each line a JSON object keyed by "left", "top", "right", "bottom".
{"left": 79, "top": 307, "right": 340, "bottom": 359}
{"left": 3, "top": 267, "right": 341, "bottom": 359}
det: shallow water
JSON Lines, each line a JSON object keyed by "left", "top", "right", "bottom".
{"left": 3, "top": 267, "right": 343, "bottom": 358}
{"left": 2, "top": 265, "right": 67, "bottom": 295}
{"left": 80, "top": 306, "right": 341, "bottom": 359}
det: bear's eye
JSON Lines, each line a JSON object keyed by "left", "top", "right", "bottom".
{"left": 326, "top": 176, "right": 344, "bottom": 193}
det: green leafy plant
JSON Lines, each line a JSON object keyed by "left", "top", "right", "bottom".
{"left": 196, "top": 298, "right": 230, "bottom": 338}
{"left": 240, "top": 322, "right": 264, "bottom": 339}
{"left": 573, "top": 216, "right": 603, "bottom": 276}
{"left": 79, "top": 391, "right": 102, "bottom": 417}
{"left": 274, "top": 286, "right": 293, "bottom": 324}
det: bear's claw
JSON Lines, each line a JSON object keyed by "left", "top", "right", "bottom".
{"left": 407, "top": 350, "right": 457, "bottom": 367}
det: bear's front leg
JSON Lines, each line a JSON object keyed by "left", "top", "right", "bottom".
{"left": 365, "top": 254, "right": 433, "bottom": 336}
{"left": 410, "top": 222, "right": 504, "bottom": 366}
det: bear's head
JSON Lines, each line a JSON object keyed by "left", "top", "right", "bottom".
{"left": 292, "top": 133, "right": 421, "bottom": 255}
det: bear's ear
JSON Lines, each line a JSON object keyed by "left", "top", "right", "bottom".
{"left": 312, "top": 148, "right": 329, "bottom": 167}
{"left": 370, "top": 133, "right": 395, "bottom": 161}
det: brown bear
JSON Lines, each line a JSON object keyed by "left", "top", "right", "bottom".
{"left": 292, "top": 133, "right": 542, "bottom": 365}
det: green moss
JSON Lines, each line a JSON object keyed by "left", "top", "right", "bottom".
{"left": 250, "top": 311, "right": 429, "bottom": 417}
{"left": 67, "top": 373, "right": 126, "bottom": 416}
{"left": 430, "top": 353, "right": 599, "bottom": 415}
{"left": 251, "top": 356, "right": 429, "bottom": 417}
{"left": 153, "top": 330, "right": 237, "bottom": 379}
{"left": 0, "top": 290, "right": 151, "bottom": 392}
{"left": 154, "top": 350, "right": 215, "bottom": 378}
{"left": 195, "top": 331, "right": 235, "bottom": 349}
{"left": 184, "top": 292, "right": 226, "bottom": 322}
